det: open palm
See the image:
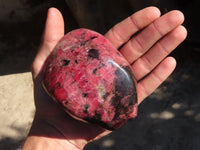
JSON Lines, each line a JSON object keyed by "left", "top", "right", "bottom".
{"left": 30, "top": 7, "right": 187, "bottom": 149}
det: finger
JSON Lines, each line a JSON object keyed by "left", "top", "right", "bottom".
{"left": 105, "top": 7, "right": 161, "bottom": 49}
{"left": 137, "top": 57, "right": 176, "bottom": 104}
{"left": 132, "top": 25, "right": 187, "bottom": 81}
{"left": 32, "top": 8, "right": 64, "bottom": 78}
{"left": 120, "top": 10, "right": 184, "bottom": 63}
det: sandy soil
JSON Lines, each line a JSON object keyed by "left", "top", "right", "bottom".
{"left": 0, "top": 73, "right": 34, "bottom": 149}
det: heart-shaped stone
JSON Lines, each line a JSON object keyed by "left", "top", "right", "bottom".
{"left": 43, "top": 28, "right": 137, "bottom": 130}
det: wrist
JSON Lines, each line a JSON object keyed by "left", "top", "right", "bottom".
{"left": 22, "top": 136, "right": 80, "bottom": 150}
{"left": 23, "top": 114, "right": 83, "bottom": 150}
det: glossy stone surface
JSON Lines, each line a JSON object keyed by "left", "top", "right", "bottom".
{"left": 43, "top": 28, "right": 137, "bottom": 130}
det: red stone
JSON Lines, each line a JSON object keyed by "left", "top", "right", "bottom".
{"left": 43, "top": 28, "right": 137, "bottom": 130}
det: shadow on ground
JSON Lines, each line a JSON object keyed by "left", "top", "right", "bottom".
{"left": 0, "top": 124, "right": 30, "bottom": 150}
{"left": 0, "top": 0, "right": 78, "bottom": 75}
{"left": 0, "top": 0, "right": 200, "bottom": 150}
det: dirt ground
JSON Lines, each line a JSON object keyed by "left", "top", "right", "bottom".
{"left": 0, "top": 0, "right": 200, "bottom": 150}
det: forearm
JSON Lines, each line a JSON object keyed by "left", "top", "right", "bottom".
{"left": 22, "top": 116, "right": 81, "bottom": 150}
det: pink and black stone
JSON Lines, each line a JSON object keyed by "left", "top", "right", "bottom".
{"left": 43, "top": 28, "right": 137, "bottom": 130}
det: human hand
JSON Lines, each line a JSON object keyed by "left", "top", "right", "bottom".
{"left": 26, "top": 7, "right": 187, "bottom": 150}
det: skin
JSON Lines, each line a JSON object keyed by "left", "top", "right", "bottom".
{"left": 22, "top": 7, "right": 187, "bottom": 150}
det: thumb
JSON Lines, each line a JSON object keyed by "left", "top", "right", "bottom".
{"left": 32, "top": 7, "right": 65, "bottom": 78}
{"left": 41, "top": 7, "right": 65, "bottom": 51}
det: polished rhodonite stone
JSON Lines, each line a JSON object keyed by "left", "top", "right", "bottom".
{"left": 43, "top": 28, "right": 137, "bottom": 130}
